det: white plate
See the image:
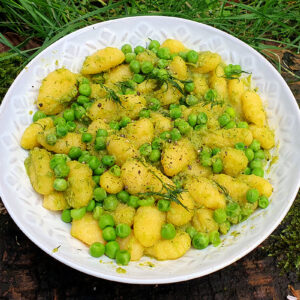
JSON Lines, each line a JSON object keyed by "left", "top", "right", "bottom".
{"left": 1, "top": 16, "right": 300, "bottom": 284}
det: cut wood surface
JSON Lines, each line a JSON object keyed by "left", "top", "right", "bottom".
{"left": 0, "top": 48, "right": 299, "bottom": 299}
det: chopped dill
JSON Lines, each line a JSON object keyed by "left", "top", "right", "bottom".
{"left": 202, "top": 89, "right": 224, "bottom": 108}
{"left": 100, "top": 83, "right": 122, "bottom": 105}
{"left": 223, "top": 64, "right": 251, "bottom": 80}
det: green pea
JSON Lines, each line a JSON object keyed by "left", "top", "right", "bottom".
{"left": 157, "top": 59, "right": 168, "bottom": 69}
{"left": 110, "top": 165, "right": 121, "bottom": 177}
{"left": 129, "top": 60, "right": 140, "bottom": 73}
{"left": 157, "top": 199, "right": 170, "bottom": 212}
{"left": 160, "top": 131, "right": 171, "bottom": 141}
{"left": 170, "top": 128, "right": 182, "bottom": 141}
{"left": 90, "top": 242, "right": 105, "bottom": 258}
{"left": 128, "top": 195, "right": 139, "bottom": 208}
{"left": 94, "top": 165, "right": 106, "bottom": 176}
{"left": 116, "top": 223, "right": 131, "bottom": 238}
{"left": 78, "top": 153, "right": 91, "bottom": 164}
{"left": 63, "top": 108, "right": 75, "bottom": 122}
{"left": 186, "top": 95, "right": 198, "bottom": 106}
{"left": 81, "top": 77, "right": 90, "bottom": 84}
{"left": 251, "top": 167, "right": 264, "bottom": 177}
{"left": 71, "top": 207, "right": 86, "bottom": 220}
{"left": 33, "top": 111, "right": 46, "bottom": 122}
{"left": 209, "top": 231, "right": 221, "bottom": 247}
{"left": 94, "top": 137, "right": 106, "bottom": 151}
{"left": 119, "top": 116, "right": 131, "bottom": 128}
{"left": 249, "top": 158, "right": 262, "bottom": 169}
{"left": 83, "top": 102, "right": 93, "bottom": 110}
{"left": 192, "top": 232, "right": 209, "bottom": 249}
{"left": 226, "top": 202, "right": 241, "bottom": 218}
{"left": 157, "top": 47, "right": 170, "bottom": 60}
{"left": 219, "top": 220, "right": 231, "bottom": 235}
{"left": 148, "top": 97, "right": 160, "bottom": 111}
{"left": 96, "top": 129, "right": 108, "bottom": 137}
{"left": 94, "top": 187, "right": 107, "bottom": 202}
{"left": 74, "top": 106, "right": 86, "bottom": 120}
{"left": 244, "top": 148, "right": 254, "bottom": 161}
{"left": 185, "top": 82, "right": 195, "bottom": 92}
{"left": 125, "top": 52, "right": 136, "bottom": 63}
{"left": 157, "top": 69, "right": 169, "bottom": 80}
{"left": 50, "top": 154, "right": 68, "bottom": 169}
{"left": 249, "top": 139, "right": 261, "bottom": 152}
{"left": 56, "top": 124, "right": 68, "bottom": 138}
{"left": 134, "top": 45, "right": 145, "bottom": 54}
{"left": 141, "top": 61, "right": 154, "bottom": 74}
{"left": 169, "top": 103, "right": 180, "bottom": 110}
{"left": 218, "top": 113, "right": 230, "bottom": 127}
{"left": 224, "top": 121, "right": 236, "bottom": 129}
{"left": 77, "top": 95, "right": 90, "bottom": 105}
{"left": 103, "top": 195, "right": 118, "bottom": 211}
{"left": 79, "top": 83, "right": 91, "bottom": 97}
{"left": 225, "top": 107, "right": 236, "bottom": 118}
{"left": 152, "top": 137, "right": 162, "bottom": 150}
{"left": 161, "top": 223, "right": 176, "bottom": 240}
{"left": 151, "top": 67, "right": 159, "bottom": 77}
{"left": 174, "top": 118, "right": 185, "bottom": 128}
{"left": 105, "top": 241, "right": 120, "bottom": 259}
{"left": 178, "top": 51, "right": 188, "bottom": 60}
{"left": 116, "top": 250, "right": 131, "bottom": 266}
{"left": 46, "top": 133, "right": 57, "bottom": 145}
{"left": 170, "top": 107, "right": 182, "bottom": 119}
{"left": 213, "top": 208, "right": 227, "bottom": 224}
{"left": 86, "top": 200, "right": 96, "bottom": 212}
{"left": 212, "top": 158, "right": 223, "bottom": 174}
{"left": 102, "top": 226, "right": 116, "bottom": 241}
{"left": 212, "top": 147, "right": 221, "bottom": 156}
{"left": 54, "top": 163, "right": 70, "bottom": 178}
{"left": 204, "top": 89, "right": 217, "bottom": 102}
{"left": 117, "top": 190, "right": 130, "bottom": 203}
{"left": 132, "top": 73, "right": 145, "bottom": 83}
{"left": 237, "top": 121, "right": 249, "bottom": 128}
{"left": 93, "top": 206, "right": 104, "bottom": 220}
{"left": 197, "top": 112, "right": 208, "bottom": 124}
{"left": 246, "top": 188, "right": 260, "bottom": 203}
{"left": 66, "top": 121, "right": 76, "bottom": 132}
{"left": 201, "top": 147, "right": 212, "bottom": 157}
{"left": 121, "top": 44, "right": 132, "bottom": 54}
{"left": 61, "top": 209, "right": 72, "bottom": 223}
{"left": 92, "top": 175, "right": 100, "bottom": 186}
{"left": 137, "top": 197, "right": 155, "bottom": 206}
{"left": 102, "top": 155, "right": 115, "bottom": 167}
{"left": 235, "top": 142, "right": 246, "bottom": 151}
{"left": 81, "top": 132, "right": 92, "bottom": 143}
{"left": 139, "top": 109, "right": 150, "bottom": 118}
{"left": 186, "top": 50, "right": 199, "bottom": 63}
{"left": 149, "top": 149, "right": 161, "bottom": 162}
{"left": 109, "top": 121, "right": 120, "bottom": 131}
{"left": 254, "top": 149, "right": 265, "bottom": 159}
{"left": 185, "top": 226, "right": 197, "bottom": 239}
{"left": 54, "top": 117, "right": 66, "bottom": 126}
{"left": 53, "top": 178, "right": 68, "bottom": 191}
{"left": 244, "top": 167, "right": 251, "bottom": 175}
{"left": 258, "top": 195, "right": 269, "bottom": 209}
{"left": 139, "top": 143, "right": 152, "bottom": 156}
{"left": 148, "top": 40, "right": 160, "bottom": 50}
{"left": 99, "top": 214, "right": 114, "bottom": 229}
{"left": 89, "top": 156, "right": 101, "bottom": 170}
{"left": 200, "top": 154, "right": 212, "bottom": 167}
{"left": 188, "top": 114, "right": 197, "bottom": 127}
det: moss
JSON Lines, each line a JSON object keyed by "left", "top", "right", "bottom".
{"left": 264, "top": 191, "right": 300, "bottom": 278}
{"left": 0, "top": 53, "right": 25, "bottom": 102}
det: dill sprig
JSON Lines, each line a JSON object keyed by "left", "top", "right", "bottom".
{"left": 145, "top": 69, "right": 192, "bottom": 95}
{"left": 136, "top": 159, "right": 188, "bottom": 210}
{"left": 213, "top": 180, "right": 234, "bottom": 203}
{"left": 202, "top": 89, "right": 224, "bottom": 108}
{"left": 223, "top": 64, "right": 251, "bottom": 80}
{"left": 100, "top": 83, "right": 122, "bottom": 105}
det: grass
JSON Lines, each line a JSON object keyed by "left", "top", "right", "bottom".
{"left": 0, "top": 0, "right": 299, "bottom": 67}
{"left": 0, "top": 0, "right": 299, "bottom": 277}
